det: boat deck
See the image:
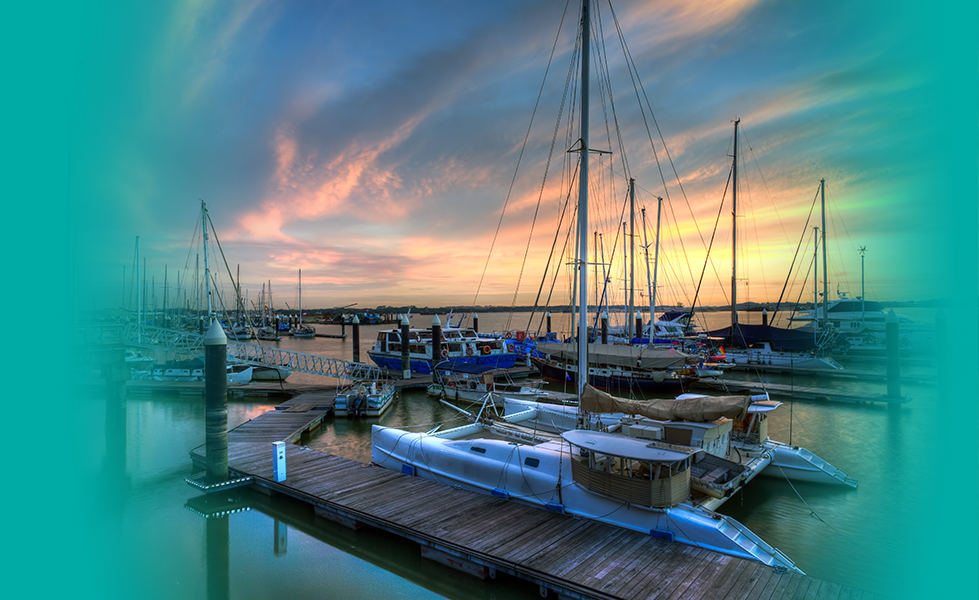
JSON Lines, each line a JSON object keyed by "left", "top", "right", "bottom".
{"left": 189, "top": 397, "right": 883, "bottom": 599}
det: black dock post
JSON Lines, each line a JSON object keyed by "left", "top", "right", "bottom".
{"left": 352, "top": 315, "right": 361, "bottom": 363}
{"left": 400, "top": 314, "right": 411, "bottom": 380}
{"left": 886, "top": 309, "right": 900, "bottom": 400}
{"left": 204, "top": 318, "right": 228, "bottom": 484}
{"left": 431, "top": 315, "right": 442, "bottom": 383}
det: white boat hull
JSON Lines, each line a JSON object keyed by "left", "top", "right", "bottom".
{"left": 371, "top": 426, "right": 800, "bottom": 572}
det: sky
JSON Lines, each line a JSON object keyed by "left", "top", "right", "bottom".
{"left": 52, "top": 0, "right": 976, "bottom": 313}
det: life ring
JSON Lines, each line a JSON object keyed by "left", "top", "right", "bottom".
{"left": 504, "top": 331, "right": 512, "bottom": 339}
{"left": 481, "top": 345, "right": 491, "bottom": 355}
{"left": 466, "top": 346, "right": 474, "bottom": 356}
{"left": 507, "top": 343, "right": 515, "bottom": 352}
{"left": 440, "top": 348, "right": 449, "bottom": 358}
{"left": 414, "top": 333, "right": 421, "bottom": 342}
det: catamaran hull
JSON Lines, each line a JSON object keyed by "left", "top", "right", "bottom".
{"left": 371, "top": 426, "right": 800, "bottom": 573}
{"left": 760, "top": 441, "right": 857, "bottom": 487}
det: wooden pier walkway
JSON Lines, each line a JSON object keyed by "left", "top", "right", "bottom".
{"left": 189, "top": 398, "right": 882, "bottom": 599}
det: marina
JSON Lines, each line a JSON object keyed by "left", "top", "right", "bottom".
{"left": 188, "top": 389, "right": 878, "bottom": 599}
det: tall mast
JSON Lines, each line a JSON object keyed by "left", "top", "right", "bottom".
{"left": 298, "top": 269, "right": 303, "bottom": 326}
{"left": 820, "top": 178, "right": 828, "bottom": 330}
{"left": 859, "top": 246, "right": 867, "bottom": 321}
{"left": 576, "top": 0, "right": 591, "bottom": 397}
{"left": 731, "top": 119, "right": 740, "bottom": 331}
{"left": 652, "top": 197, "right": 662, "bottom": 328}
{"left": 814, "top": 227, "right": 819, "bottom": 310}
{"left": 201, "top": 200, "right": 213, "bottom": 318}
{"left": 136, "top": 236, "right": 141, "bottom": 343}
{"left": 628, "top": 178, "right": 635, "bottom": 337}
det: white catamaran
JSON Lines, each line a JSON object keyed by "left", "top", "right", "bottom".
{"left": 371, "top": 0, "right": 854, "bottom": 574}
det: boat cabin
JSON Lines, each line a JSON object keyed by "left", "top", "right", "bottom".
{"left": 561, "top": 429, "right": 701, "bottom": 508}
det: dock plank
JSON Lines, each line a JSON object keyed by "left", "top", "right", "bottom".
{"left": 197, "top": 394, "right": 881, "bottom": 600}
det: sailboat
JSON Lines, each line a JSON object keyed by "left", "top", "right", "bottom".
{"left": 704, "top": 123, "right": 843, "bottom": 369}
{"left": 373, "top": 0, "right": 807, "bottom": 572}
{"left": 289, "top": 269, "right": 316, "bottom": 338}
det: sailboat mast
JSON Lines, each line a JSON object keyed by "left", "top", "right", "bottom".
{"left": 201, "top": 200, "right": 213, "bottom": 318}
{"left": 576, "top": 0, "right": 591, "bottom": 397}
{"left": 731, "top": 119, "right": 740, "bottom": 331}
{"left": 299, "top": 269, "right": 303, "bottom": 327}
{"left": 628, "top": 178, "right": 635, "bottom": 337}
{"left": 652, "top": 197, "right": 662, "bottom": 328}
{"left": 820, "top": 178, "right": 828, "bottom": 330}
{"left": 136, "top": 236, "right": 141, "bottom": 343}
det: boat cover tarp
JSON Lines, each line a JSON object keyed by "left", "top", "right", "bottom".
{"left": 705, "top": 323, "right": 819, "bottom": 352}
{"left": 579, "top": 384, "right": 750, "bottom": 423}
{"left": 535, "top": 343, "right": 694, "bottom": 369}
{"left": 433, "top": 361, "right": 497, "bottom": 375}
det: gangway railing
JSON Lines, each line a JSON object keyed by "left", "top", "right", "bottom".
{"left": 123, "top": 324, "right": 382, "bottom": 381}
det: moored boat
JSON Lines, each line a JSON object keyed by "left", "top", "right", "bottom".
{"left": 367, "top": 326, "right": 519, "bottom": 375}
{"left": 335, "top": 380, "right": 397, "bottom": 417}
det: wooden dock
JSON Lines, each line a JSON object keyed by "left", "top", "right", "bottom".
{"left": 189, "top": 397, "right": 883, "bottom": 599}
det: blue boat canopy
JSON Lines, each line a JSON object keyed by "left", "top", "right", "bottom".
{"left": 433, "top": 361, "right": 498, "bottom": 375}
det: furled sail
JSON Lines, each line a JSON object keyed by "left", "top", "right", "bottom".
{"left": 579, "top": 385, "right": 750, "bottom": 422}
{"left": 536, "top": 343, "right": 696, "bottom": 369}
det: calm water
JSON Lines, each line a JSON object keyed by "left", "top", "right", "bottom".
{"left": 69, "top": 308, "right": 973, "bottom": 599}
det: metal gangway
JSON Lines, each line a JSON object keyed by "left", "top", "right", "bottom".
{"left": 124, "top": 324, "right": 383, "bottom": 381}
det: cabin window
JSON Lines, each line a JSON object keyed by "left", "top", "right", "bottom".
{"left": 470, "top": 446, "right": 487, "bottom": 454}
{"left": 410, "top": 344, "right": 425, "bottom": 354}
{"left": 390, "top": 343, "right": 401, "bottom": 352}
{"left": 448, "top": 343, "right": 462, "bottom": 353}
{"left": 376, "top": 333, "right": 386, "bottom": 342}
{"left": 524, "top": 457, "right": 540, "bottom": 468}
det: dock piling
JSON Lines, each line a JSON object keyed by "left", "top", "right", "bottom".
{"left": 352, "top": 315, "right": 361, "bottom": 363}
{"left": 400, "top": 314, "right": 411, "bottom": 380}
{"left": 886, "top": 309, "right": 900, "bottom": 400}
{"left": 432, "top": 315, "right": 442, "bottom": 383}
{"left": 204, "top": 318, "right": 229, "bottom": 484}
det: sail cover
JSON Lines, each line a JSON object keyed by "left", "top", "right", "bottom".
{"left": 579, "top": 385, "right": 750, "bottom": 422}
{"left": 705, "top": 323, "right": 820, "bottom": 352}
{"left": 535, "top": 343, "right": 694, "bottom": 369}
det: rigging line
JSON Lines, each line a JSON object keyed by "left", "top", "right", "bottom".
{"left": 527, "top": 169, "right": 578, "bottom": 332}
{"left": 689, "top": 167, "right": 734, "bottom": 316}
{"left": 770, "top": 185, "right": 820, "bottom": 323}
{"left": 739, "top": 125, "right": 791, "bottom": 245}
{"left": 471, "top": 0, "right": 572, "bottom": 315}
{"left": 593, "top": 2, "right": 632, "bottom": 181}
{"left": 608, "top": 3, "right": 701, "bottom": 293}
{"left": 205, "top": 211, "right": 243, "bottom": 314}
{"left": 507, "top": 19, "right": 581, "bottom": 330}
{"left": 738, "top": 134, "right": 766, "bottom": 304}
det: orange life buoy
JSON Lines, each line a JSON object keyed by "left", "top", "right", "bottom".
{"left": 440, "top": 348, "right": 449, "bottom": 358}
{"left": 481, "top": 345, "right": 491, "bottom": 355}
{"left": 507, "top": 343, "right": 515, "bottom": 352}
{"left": 415, "top": 333, "right": 421, "bottom": 342}
{"left": 504, "top": 331, "right": 512, "bottom": 339}
{"left": 466, "top": 346, "right": 474, "bottom": 356}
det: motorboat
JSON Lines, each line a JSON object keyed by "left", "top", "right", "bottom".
{"left": 427, "top": 362, "right": 546, "bottom": 405}
{"left": 335, "top": 380, "right": 397, "bottom": 417}
{"left": 367, "top": 326, "right": 519, "bottom": 375}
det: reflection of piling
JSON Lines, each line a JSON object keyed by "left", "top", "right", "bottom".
{"left": 473, "top": 313, "right": 479, "bottom": 333}
{"left": 204, "top": 318, "right": 228, "bottom": 484}
{"left": 206, "top": 515, "right": 230, "bottom": 600}
{"left": 886, "top": 309, "right": 900, "bottom": 399}
{"left": 635, "top": 312, "right": 643, "bottom": 340}
{"left": 601, "top": 312, "right": 608, "bottom": 344}
{"left": 431, "top": 315, "right": 442, "bottom": 383}
{"left": 400, "top": 314, "right": 411, "bottom": 379}
{"left": 352, "top": 315, "right": 360, "bottom": 363}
